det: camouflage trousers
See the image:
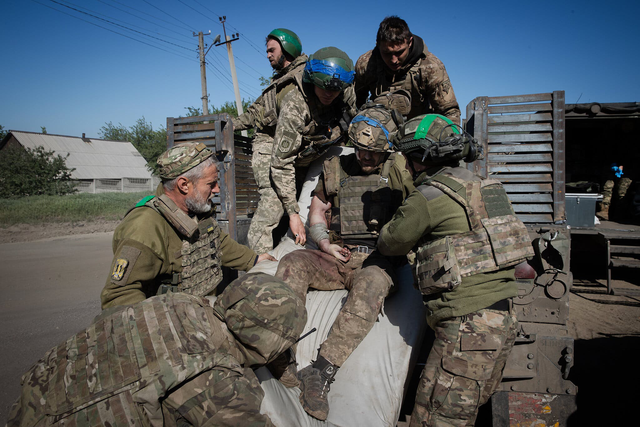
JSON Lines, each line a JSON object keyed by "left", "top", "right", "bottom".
{"left": 248, "top": 136, "right": 284, "bottom": 253}
{"left": 275, "top": 249, "right": 394, "bottom": 367}
{"left": 597, "top": 177, "right": 633, "bottom": 221}
{"left": 162, "top": 367, "right": 274, "bottom": 427}
{"left": 409, "top": 308, "right": 518, "bottom": 427}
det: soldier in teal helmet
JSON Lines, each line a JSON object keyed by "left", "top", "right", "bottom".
{"left": 264, "top": 46, "right": 358, "bottom": 249}
{"left": 7, "top": 273, "right": 307, "bottom": 427}
{"left": 378, "top": 114, "right": 534, "bottom": 426}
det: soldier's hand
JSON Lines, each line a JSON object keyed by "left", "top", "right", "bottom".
{"left": 319, "top": 240, "right": 350, "bottom": 262}
{"left": 257, "top": 253, "right": 277, "bottom": 263}
{"left": 289, "top": 214, "right": 307, "bottom": 246}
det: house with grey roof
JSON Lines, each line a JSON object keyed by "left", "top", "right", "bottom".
{"left": 0, "top": 131, "right": 158, "bottom": 193}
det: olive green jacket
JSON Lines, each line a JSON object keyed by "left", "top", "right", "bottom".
{"left": 378, "top": 167, "right": 517, "bottom": 328}
{"left": 101, "top": 188, "right": 258, "bottom": 309}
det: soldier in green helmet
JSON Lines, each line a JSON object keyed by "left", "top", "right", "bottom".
{"left": 233, "top": 29, "right": 308, "bottom": 254}
{"left": 264, "top": 46, "right": 358, "bottom": 250}
{"left": 355, "top": 16, "right": 461, "bottom": 124}
{"left": 377, "top": 114, "right": 535, "bottom": 426}
{"left": 274, "top": 105, "right": 413, "bottom": 420}
{"left": 7, "top": 273, "right": 307, "bottom": 427}
{"left": 101, "top": 142, "right": 275, "bottom": 309}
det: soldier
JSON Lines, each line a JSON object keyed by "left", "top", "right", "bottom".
{"left": 267, "top": 46, "right": 358, "bottom": 248}
{"left": 233, "top": 29, "right": 308, "bottom": 253}
{"left": 354, "top": 16, "right": 460, "bottom": 124}
{"left": 101, "top": 142, "right": 274, "bottom": 309}
{"left": 377, "top": 114, "right": 534, "bottom": 426}
{"left": 7, "top": 273, "right": 307, "bottom": 427}
{"left": 275, "top": 105, "right": 413, "bottom": 420}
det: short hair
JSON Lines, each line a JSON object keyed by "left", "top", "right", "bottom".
{"left": 163, "top": 157, "right": 217, "bottom": 191}
{"left": 376, "top": 16, "right": 412, "bottom": 45}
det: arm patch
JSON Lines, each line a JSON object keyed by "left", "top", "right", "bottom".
{"left": 110, "top": 245, "right": 141, "bottom": 286}
{"left": 277, "top": 129, "right": 298, "bottom": 156}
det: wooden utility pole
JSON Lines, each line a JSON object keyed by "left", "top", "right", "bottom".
{"left": 193, "top": 31, "right": 211, "bottom": 117}
{"left": 215, "top": 17, "right": 247, "bottom": 137}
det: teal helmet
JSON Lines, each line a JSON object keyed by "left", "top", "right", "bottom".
{"left": 303, "top": 47, "right": 355, "bottom": 91}
{"left": 394, "top": 114, "right": 482, "bottom": 164}
{"left": 267, "top": 28, "right": 302, "bottom": 58}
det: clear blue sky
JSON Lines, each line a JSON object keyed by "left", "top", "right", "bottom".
{"left": 2, "top": 0, "right": 639, "bottom": 139}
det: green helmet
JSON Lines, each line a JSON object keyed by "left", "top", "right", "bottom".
{"left": 214, "top": 273, "right": 306, "bottom": 366}
{"left": 348, "top": 104, "right": 401, "bottom": 152}
{"left": 267, "top": 28, "right": 302, "bottom": 58}
{"left": 303, "top": 47, "right": 355, "bottom": 91}
{"left": 394, "top": 114, "right": 482, "bottom": 164}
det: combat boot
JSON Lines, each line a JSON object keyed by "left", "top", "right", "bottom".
{"left": 297, "top": 356, "right": 338, "bottom": 421}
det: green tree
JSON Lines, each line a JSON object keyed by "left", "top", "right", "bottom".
{"left": 99, "top": 117, "right": 166, "bottom": 175}
{"left": 0, "top": 125, "right": 8, "bottom": 140}
{"left": 0, "top": 145, "right": 76, "bottom": 198}
{"left": 184, "top": 99, "right": 253, "bottom": 118}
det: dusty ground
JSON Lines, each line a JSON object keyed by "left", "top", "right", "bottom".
{"left": 1, "top": 222, "right": 638, "bottom": 425}
{"left": 0, "top": 219, "right": 121, "bottom": 244}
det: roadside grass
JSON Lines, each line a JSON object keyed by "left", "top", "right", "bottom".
{"left": 0, "top": 191, "right": 150, "bottom": 226}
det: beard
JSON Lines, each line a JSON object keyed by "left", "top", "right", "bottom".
{"left": 272, "top": 54, "right": 286, "bottom": 71}
{"left": 185, "top": 190, "right": 211, "bottom": 214}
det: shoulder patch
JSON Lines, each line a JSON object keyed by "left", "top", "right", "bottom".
{"left": 110, "top": 245, "right": 141, "bottom": 285}
{"left": 278, "top": 129, "right": 298, "bottom": 155}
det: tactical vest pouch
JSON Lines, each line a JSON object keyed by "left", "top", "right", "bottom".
{"left": 481, "top": 214, "right": 535, "bottom": 268}
{"left": 153, "top": 194, "right": 198, "bottom": 238}
{"left": 372, "top": 89, "right": 412, "bottom": 116}
{"left": 179, "top": 218, "right": 223, "bottom": 297}
{"left": 415, "top": 235, "right": 462, "bottom": 295}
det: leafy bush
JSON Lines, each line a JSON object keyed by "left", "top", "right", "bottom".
{"left": 0, "top": 145, "right": 76, "bottom": 198}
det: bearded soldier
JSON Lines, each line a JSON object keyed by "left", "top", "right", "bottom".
{"left": 275, "top": 106, "right": 413, "bottom": 420}
{"left": 265, "top": 46, "right": 357, "bottom": 249}
{"left": 232, "top": 29, "right": 308, "bottom": 253}
{"left": 7, "top": 273, "right": 307, "bottom": 427}
{"left": 378, "top": 115, "right": 534, "bottom": 426}
{"left": 101, "top": 142, "right": 274, "bottom": 309}
{"left": 355, "top": 16, "right": 460, "bottom": 124}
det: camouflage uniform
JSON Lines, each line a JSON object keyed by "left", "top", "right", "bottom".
{"left": 256, "top": 79, "right": 356, "bottom": 250}
{"left": 7, "top": 273, "right": 307, "bottom": 427}
{"left": 276, "top": 152, "right": 412, "bottom": 367}
{"left": 354, "top": 35, "right": 460, "bottom": 124}
{"left": 233, "top": 55, "right": 309, "bottom": 253}
{"left": 378, "top": 165, "right": 533, "bottom": 426}
{"left": 101, "top": 143, "right": 258, "bottom": 309}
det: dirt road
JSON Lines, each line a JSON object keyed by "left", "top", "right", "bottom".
{"left": 0, "top": 232, "right": 113, "bottom": 423}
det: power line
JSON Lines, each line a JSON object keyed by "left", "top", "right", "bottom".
{"left": 141, "top": 0, "right": 195, "bottom": 33}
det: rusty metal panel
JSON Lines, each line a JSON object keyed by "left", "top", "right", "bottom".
{"left": 503, "top": 183, "right": 553, "bottom": 193}
{"left": 512, "top": 204, "right": 553, "bottom": 213}
{"left": 489, "top": 123, "right": 553, "bottom": 133}
{"left": 488, "top": 113, "right": 553, "bottom": 123}
{"left": 486, "top": 93, "right": 552, "bottom": 104}
{"left": 552, "top": 91, "right": 566, "bottom": 223}
{"left": 490, "top": 153, "right": 553, "bottom": 163}
{"left": 489, "top": 143, "right": 553, "bottom": 153}
{"left": 489, "top": 103, "right": 553, "bottom": 114}
{"left": 489, "top": 164, "right": 553, "bottom": 173}
{"left": 518, "top": 213, "right": 554, "bottom": 223}
{"left": 174, "top": 131, "right": 217, "bottom": 141}
{"left": 508, "top": 194, "right": 554, "bottom": 203}
{"left": 167, "top": 117, "right": 175, "bottom": 148}
{"left": 493, "top": 173, "right": 553, "bottom": 183}
{"left": 489, "top": 133, "right": 553, "bottom": 143}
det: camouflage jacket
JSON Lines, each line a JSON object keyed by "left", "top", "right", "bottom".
{"left": 378, "top": 165, "right": 523, "bottom": 326}
{"left": 6, "top": 292, "right": 273, "bottom": 427}
{"left": 101, "top": 185, "right": 258, "bottom": 309}
{"left": 271, "top": 80, "right": 357, "bottom": 214}
{"left": 354, "top": 35, "right": 460, "bottom": 124}
{"left": 233, "top": 54, "right": 309, "bottom": 135}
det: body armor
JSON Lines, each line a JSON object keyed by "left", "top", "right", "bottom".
{"left": 285, "top": 73, "right": 357, "bottom": 167}
{"left": 260, "top": 56, "right": 307, "bottom": 131}
{"left": 414, "top": 167, "right": 534, "bottom": 295}
{"left": 21, "top": 293, "right": 242, "bottom": 426}
{"left": 323, "top": 154, "right": 397, "bottom": 240}
{"left": 143, "top": 195, "right": 223, "bottom": 296}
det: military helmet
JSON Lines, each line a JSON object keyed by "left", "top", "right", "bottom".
{"left": 394, "top": 114, "right": 482, "bottom": 164}
{"left": 348, "top": 104, "right": 400, "bottom": 153}
{"left": 156, "top": 142, "right": 214, "bottom": 179}
{"left": 267, "top": 28, "right": 302, "bottom": 58}
{"left": 303, "top": 47, "right": 355, "bottom": 91}
{"left": 213, "top": 273, "right": 306, "bottom": 366}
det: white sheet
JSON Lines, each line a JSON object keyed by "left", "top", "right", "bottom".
{"left": 247, "top": 146, "right": 427, "bottom": 426}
